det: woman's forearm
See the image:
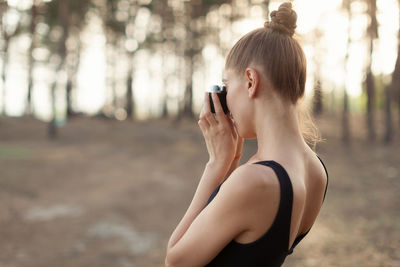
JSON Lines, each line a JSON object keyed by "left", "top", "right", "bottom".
{"left": 166, "top": 162, "right": 228, "bottom": 252}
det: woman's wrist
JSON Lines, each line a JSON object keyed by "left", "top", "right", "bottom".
{"left": 206, "top": 160, "right": 230, "bottom": 176}
{"left": 206, "top": 159, "right": 227, "bottom": 169}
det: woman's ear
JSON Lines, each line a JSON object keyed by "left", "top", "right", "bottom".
{"left": 244, "top": 67, "right": 259, "bottom": 99}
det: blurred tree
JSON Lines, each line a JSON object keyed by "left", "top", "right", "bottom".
{"left": 384, "top": 0, "right": 400, "bottom": 143}
{"left": 342, "top": 0, "right": 352, "bottom": 144}
{"left": 100, "top": 0, "right": 125, "bottom": 114}
{"left": 312, "top": 28, "right": 324, "bottom": 117}
{"left": 176, "top": 0, "right": 237, "bottom": 119}
{"left": 48, "top": 0, "right": 70, "bottom": 138}
{"left": 42, "top": 0, "right": 91, "bottom": 137}
{"left": 100, "top": 0, "right": 244, "bottom": 121}
{"left": 384, "top": 81, "right": 393, "bottom": 144}
{"left": 0, "top": 2, "right": 22, "bottom": 116}
{"left": 146, "top": 0, "right": 175, "bottom": 118}
{"left": 313, "top": 79, "right": 323, "bottom": 116}
{"left": 182, "top": 0, "right": 200, "bottom": 118}
{"left": 262, "top": 0, "right": 270, "bottom": 20}
{"left": 364, "top": 0, "right": 378, "bottom": 141}
{"left": 26, "top": 0, "right": 39, "bottom": 116}
{"left": 65, "top": 31, "right": 82, "bottom": 117}
{"left": 398, "top": 0, "right": 400, "bottom": 130}
{"left": 395, "top": 0, "right": 400, "bottom": 131}
{"left": 99, "top": 0, "right": 146, "bottom": 120}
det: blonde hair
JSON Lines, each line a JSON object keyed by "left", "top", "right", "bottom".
{"left": 225, "top": 2, "right": 324, "bottom": 151}
{"left": 297, "top": 99, "right": 325, "bottom": 151}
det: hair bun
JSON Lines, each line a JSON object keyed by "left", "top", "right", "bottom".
{"left": 264, "top": 2, "right": 297, "bottom": 37}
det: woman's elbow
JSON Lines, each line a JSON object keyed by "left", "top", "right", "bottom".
{"left": 165, "top": 246, "right": 204, "bottom": 267}
{"left": 165, "top": 249, "right": 177, "bottom": 267}
{"left": 165, "top": 254, "right": 178, "bottom": 267}
{"left": 164, "top": 257, "right": 172, "bottom": 267}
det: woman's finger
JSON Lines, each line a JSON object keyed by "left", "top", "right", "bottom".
{"left": 211, "top": 92, "right": 223, "bottom": 114}
{"left": 204, "top": 92, "right": 211, "bottom": 113}
{"left": 200, "top": 92, "right": 217, "bottom": 127}
{"left": 198, "top": 118, "right": 210, "bottom": 131}
{"left": 205, "top": 112, "right": 217, "bottom": 127}
{"left": 199, "top": 92, "right": 210, "bottom": 119}
{"left": 200, "top": 92, "right": 217, "bottom": 126}
{"left": 211, "top": 92, "right": 229, "bottom": 127}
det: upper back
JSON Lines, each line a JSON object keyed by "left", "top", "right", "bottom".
{"left": 245, "top": 151, "right": 329, "bottom": 251}
{"left": 204, "top": 151, "right": 329, "bottom": 266}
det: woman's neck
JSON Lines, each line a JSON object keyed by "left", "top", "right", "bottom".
{"left": 252, "top": 97, "right": 306, "bottom": 161}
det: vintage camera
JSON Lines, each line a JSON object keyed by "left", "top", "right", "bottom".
{"left": 208, "top": 85, "right": 229, "bottom": 114}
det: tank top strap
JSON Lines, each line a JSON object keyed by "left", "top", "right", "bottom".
{"left": 315, "top": 154, "right": 329, "bottom": 203}
{"left": 253, "top": 160, "right": 293, "bottom": 247}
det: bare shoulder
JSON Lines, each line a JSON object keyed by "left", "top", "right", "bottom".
{"left": 303, "top": 153, "right": 329, "bottom": 211}
{"left": 309, "top": 154, "right": 328, "bottom": 192}
{"left": 221, "top": 163, "right": 281, "bottom": 205}
{"left": 218, "top": 163, "right": 283, "bottom": 240}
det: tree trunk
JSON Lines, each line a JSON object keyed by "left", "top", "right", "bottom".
{"left": 365, "top": 68, "right": 376, "bottom": 141}
{"left": 342, "top": 0, "right": 352, "bottom": 145}
{"left": 0, "top": 0, "right": 6, "bottom": 115}
{"left": 48, "top": 0, "right": 70, "bottom": 138}
{"left": 161, "top": 46, "right": 168, "bottom": 118}
{"left": 66, "top": 78, "right": 73, "bottom": 116}
{"left": 182, "top": 54, "right": 194, "bottom": 118}
{"left": 159, "top": 4, "right": 169, "bottom": 119}
{"left": 173, "top": 38, "right": 183, "bottom": 124}
{"left": 398, "top": 0, "right": 400, "bottom": 129}
{"left": 313, "top": 78, "right": 323, "bottom": 116}
{"left": 342, "top": 89, "right": 350, "bottom": 144}
{"left": 1, "top": 40, "right": 9, "bottom": 116}
{"left": 112, "top": 41, "right": 118, "bottom": 109}
{"left": 49, "top": 81, "right": 57, "bottom": 139}
{"left": 384, "top": 84, "right": 393, "bottom": 144}
{"left": 125, "top": 54, "right": 134, "bottom": 120}
{"left": 365, "top": 0, "right": 378, "bottom": 141}
{"left": 179, "top": 2, "right": 195, "bottom": 119}
{"left": 66, "top": 38, "right": 81, "bottom": 118}
{"left": 26, "top": 1, "right": 38, "bottom": 116}
{"left": 262, "top": 0, "right": 270, "bottom": 20}
{"left": 386, "top": 6, "right": 400, "bottom": 141}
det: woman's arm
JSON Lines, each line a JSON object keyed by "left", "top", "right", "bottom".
{"left": 164, "top": 166, "right": 247, "bottom": 267}
{"left": 166, "top": 92, "right": 241, "bottom": 266}
{"left": 165, "top": 163, "right": 271, "bottom": 267}
{"left": 166, "top": 161, "right": 228, "bottom": 252}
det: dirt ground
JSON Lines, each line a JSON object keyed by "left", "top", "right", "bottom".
{"left": 0, "top": 112, "right": 399, "bottom": 267}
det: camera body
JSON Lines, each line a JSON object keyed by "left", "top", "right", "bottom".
{"left": 208, "top": 85, "right": 229, "bottom": 114}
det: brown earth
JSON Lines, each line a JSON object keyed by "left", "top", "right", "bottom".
{"left": 0, "top": 112, "right": 399, "bottom": 267}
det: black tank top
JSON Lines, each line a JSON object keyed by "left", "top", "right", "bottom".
{"left": 203, "top": 154, "right": 329, "bottom": 267}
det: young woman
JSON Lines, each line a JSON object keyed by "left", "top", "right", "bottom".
{"left": 165, "top": 2, "right": 329, "bottom": 266}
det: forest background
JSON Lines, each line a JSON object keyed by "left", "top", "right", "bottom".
{"left": 0, "top": 0, "right": 399, "bottom": 266}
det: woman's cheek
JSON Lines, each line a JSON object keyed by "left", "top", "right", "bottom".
{"left": 227, "top": 91, "right": 237, "bottom": 114}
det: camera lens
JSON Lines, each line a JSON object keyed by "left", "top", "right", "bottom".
{"left": 209, "top": 85, "right": 221, "bottom": 92}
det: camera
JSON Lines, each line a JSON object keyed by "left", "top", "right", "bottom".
{"left": 208, "top": 85, "right": 229, "bottom": 114}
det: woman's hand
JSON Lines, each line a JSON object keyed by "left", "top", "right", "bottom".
{"left": 198, "top": 92, "right": 240, "bottom": 174}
